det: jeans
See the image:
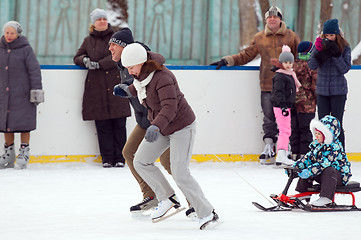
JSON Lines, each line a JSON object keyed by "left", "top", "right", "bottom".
{"left": 261, "top": 91, "right": 278, "bottom": 143}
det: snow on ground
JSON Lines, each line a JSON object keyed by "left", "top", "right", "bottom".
{"left": 1, "top": 161, "right": 361, "bottom": 240}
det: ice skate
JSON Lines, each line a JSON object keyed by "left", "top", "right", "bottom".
{"left": 199, "top": 210, "right": 220, "bottom": 230}
{"left": 15, "top": 144, "right": 29, "bottom": 169}
{"left": 185, "top": 206, "right": 198, "bottom": 222}
{"left": 114, "top": 162, "right": 125, "bottom": 168}
{"left": 0, "top": 144, "right": 15, "bottom": 169}
{"left": 130, "top": 196, "right": 158, "bottom": 217}
{"left": 151, "top": 194, "right": 185, "bottom": 223}
{"left": 275, "top": 149, "right": 294, "bottom": 166}
{"left": 259, "top": 138, "right": 276, "bottom": 165}
{"left": 311, "top": 197, "right": 332, "bottom": 207}
{"left": 102, "top": 162, "right": 112, "bottom": 168}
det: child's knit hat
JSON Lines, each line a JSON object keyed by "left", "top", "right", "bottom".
{"left": 297, "top": 41, "right": 314, "bottom": 61}
{"left": 279, "top": 45, "right": 294, "bottom": 63}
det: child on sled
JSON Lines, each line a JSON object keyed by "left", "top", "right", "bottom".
{"left": 292, "top": 115, "right": 352, "bottom": 207}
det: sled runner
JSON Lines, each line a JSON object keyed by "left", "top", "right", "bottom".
{"left": 252, "top": 166, "right": 361, "bottom": 212}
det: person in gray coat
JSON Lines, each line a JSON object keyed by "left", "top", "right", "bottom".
{"left": 0, "top": 21, "right": 44, "bottom": 169}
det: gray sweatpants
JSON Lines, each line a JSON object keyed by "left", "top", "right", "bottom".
{"left": 133, "top": 121, "right": 214, "bottom": 218}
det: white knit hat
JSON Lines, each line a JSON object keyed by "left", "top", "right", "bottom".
{"left": 3, "top": 21, "right": 23, "bottom": 35}
{"left": 90, "top": 8, "right": 107, "bottom": 24}
{"left": 121, "top": 43, "right": 148, "bottom": 67}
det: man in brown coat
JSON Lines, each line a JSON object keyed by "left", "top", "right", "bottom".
{"left": 211, "top": 6, "right": 300, "bottom": 164}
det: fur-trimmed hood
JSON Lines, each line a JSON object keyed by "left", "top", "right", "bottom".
{"left": 310, "top": 115, "right": 341, "bottom": 145}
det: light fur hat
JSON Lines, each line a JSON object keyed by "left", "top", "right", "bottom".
{"left": 121, "top": 43, "right": 148, "bottom": 67}
{"left": 3, "top": 21, "right": 23, "bottom": 35}
{"left": 279, "top": 45, "right": 294, "bottom": 63}
{"left": 90, "top": 8, "right": 107, "bottom": 23}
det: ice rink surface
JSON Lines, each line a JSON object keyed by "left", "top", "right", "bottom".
{"left": 1, "top": 161, "right": 361, "bottom": 240}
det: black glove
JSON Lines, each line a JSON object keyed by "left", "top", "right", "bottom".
{"left": 113, "top": 83, "right": 131, "bottom": 98}
{"left": 281, "top": 107, "right": 289, "bottom": 116}
{"left": 210, "top": 59, "right": 227, "bottom": 70}
{"left": 327, "top": 41, "right": 341, "bottom": 57}
{"left": 284, "top": 166, "right": 300, "bottom": 178}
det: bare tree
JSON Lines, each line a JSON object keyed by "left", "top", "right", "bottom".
{"left": 108, "top": 0, "right": 128, "bottom": 31}
{"left": 297, "top": 0, "right": 307, "bottom": 40}
{"left": 318, "top": 0, "right": 333, "bottom": 34}
{"left": 238, "top": 0, "right": 258, "bottom": 47}
{"left": 259, "top": 0, "right": 270, "bottom": 25}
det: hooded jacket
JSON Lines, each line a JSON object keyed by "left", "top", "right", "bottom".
{"left": 223, "top": 21, "right": 299, "bottom": 91}
{"left": 73, "top": 24, "right": 130, "bottom": 121}
{"left": 293, "top": 115, "right": 351, "bottom": 184}
{"left": 128, "top": 52, "right": 196, "bottom": 136}
{"left": 0, "top": 35, "right": 42, "bottom": 132}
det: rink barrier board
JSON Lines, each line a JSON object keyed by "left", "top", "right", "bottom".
{"left": 12, "top": 65, "right": 361, "bottom": 163}
{"left": 28, "top": 153, "right": 361, "bottom": 164}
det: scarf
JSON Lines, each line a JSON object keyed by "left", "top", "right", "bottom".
{"left": 133, "top": 71, "right": 155, "bottom": 104}
{"left": 276, "top": 68, "right": 301, "bottom": 92}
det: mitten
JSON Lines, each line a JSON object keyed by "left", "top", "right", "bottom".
{"left": 210, "top": 59, "right": 227, "bottom": 70}
{"left": 83, "top": 57, "right": 91, "bottom": 68}
{"left": 315, "top": 37, "right": 323, "bottom": 51}
{"left": 113, "top": 83, "right": 131, "bottom": 98}
{"left": 88, "top": 61, "right": 99, "bottom": 70}
{"left": 326, "top": 41, "right": 341, "bottom": 57}
{"left": 298, "top": 169, "right": 311, "bottom": 179}
{"left": 281, "top": 107, "right": 289, "bottom": 116}
{"left": 30, "top": 89, "right": 45, "bottom": 105}
{"left": 145, "top": 125, "right": 160, "bottom": 142}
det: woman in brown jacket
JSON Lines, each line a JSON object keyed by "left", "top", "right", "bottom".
{"left": 115, "top": 43, "right": 219, "bottom": 230}
{"left": 73, "top": 8, "right": 130, "bottom": 168}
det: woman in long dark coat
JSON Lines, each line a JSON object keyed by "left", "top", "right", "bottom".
{"left": 73, "top": 8, "right": 131, "bottom": 168}
{"left": 0, "top": 21, "right": 43, "bottom": 169}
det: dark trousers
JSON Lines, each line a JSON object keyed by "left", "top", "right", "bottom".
{"left": 295, "top": 167, "right": 343, "bottom": 200}
{"left": 317, "top": 94, "right": 346, "bottom": 149}
{"left": 95, "top": 117, "right": 127, "bottom": 165}
{"left": 290, "top": 111, "right": 315, "bottom": 155}
{"left": 261, "top": 91, "right": 278, "bottom": 143}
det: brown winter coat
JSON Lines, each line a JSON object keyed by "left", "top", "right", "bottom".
{"left": 293, "top": 59, "right": 317, "bottom": 113}
{"left": 223, "top": 21, "right": 300, "bottom": 91}
{"left": 128, "top": 52, "right": 196, "bottom": 136}
{"left": 73, "top": 25, "right": 130, "bottom": 121}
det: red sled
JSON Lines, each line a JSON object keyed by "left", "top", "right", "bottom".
{"left": 252, "top": 166, "right": 361, "bottom": 212}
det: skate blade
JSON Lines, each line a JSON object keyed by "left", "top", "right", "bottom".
{"left": 152, "top": 207, "right": 186, "bottom": 223}
{"left": 259, "top": 157, "right": 275, "bottom": 165}
{"left": 187, "top": 212, "right": 199, "bottom": 222}
{"left": 200, "top": 219, "right": 223, "bottom": 230}
{"left": 131, "top": 210, "right": 152, "bottom": 218}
